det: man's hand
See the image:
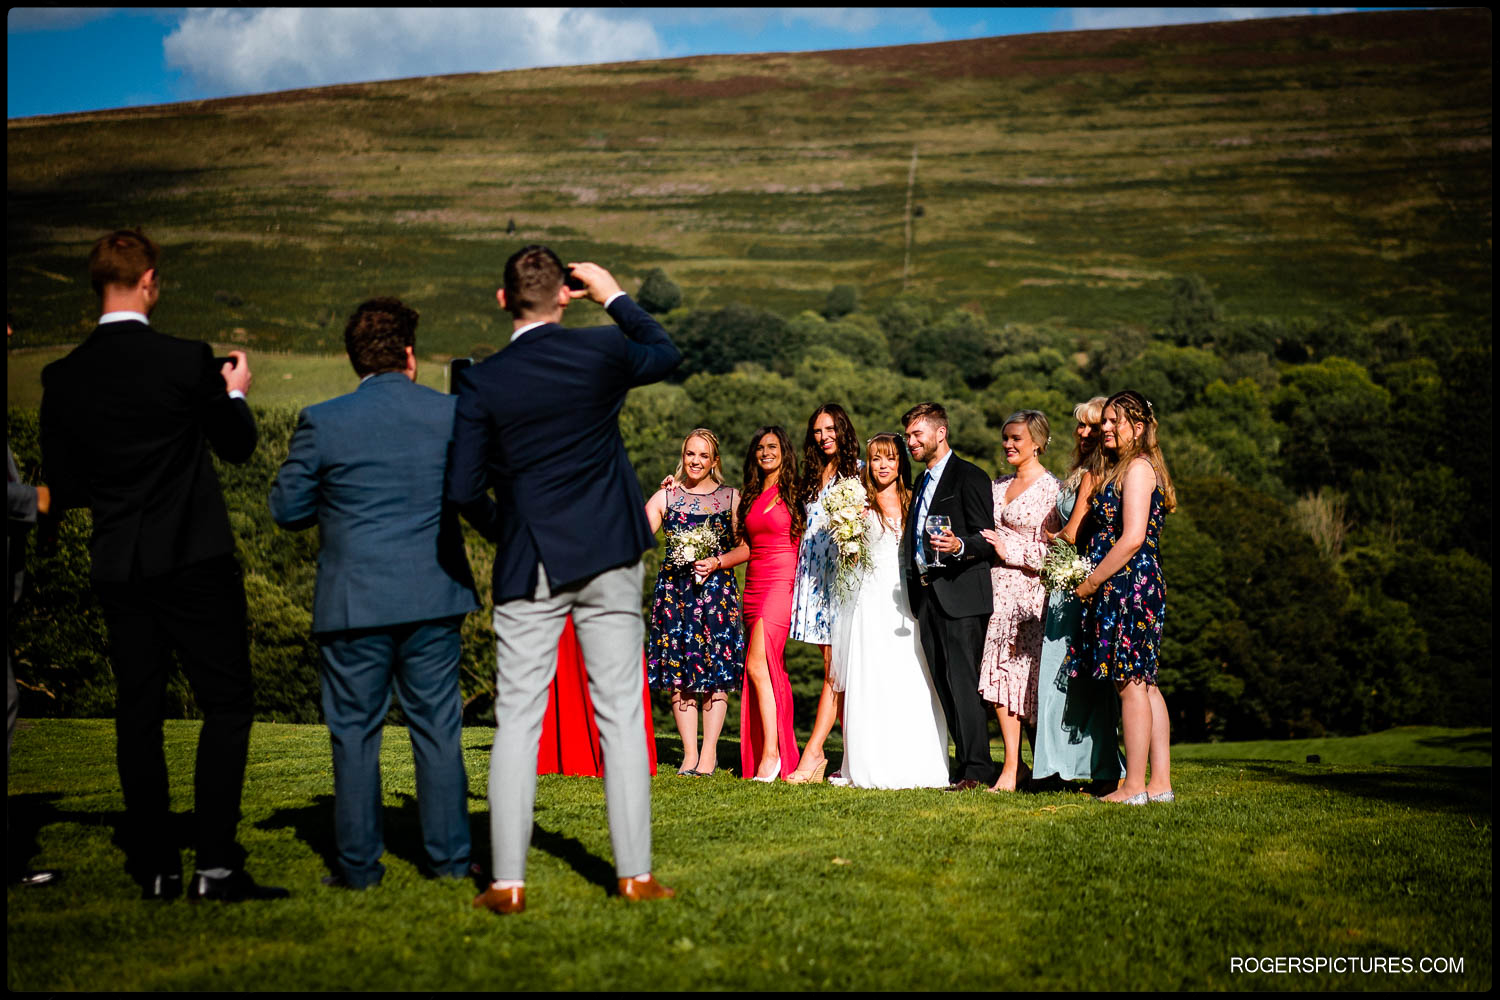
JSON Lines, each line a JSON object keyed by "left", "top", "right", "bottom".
{"left": 222, "top": 350, "right": 252, "bottom": 396}
{"left": 34, "top": 484, "right": 51, "bottom": 516}
{"left": 565, "top": 262, "right": 623, "bottom": 306}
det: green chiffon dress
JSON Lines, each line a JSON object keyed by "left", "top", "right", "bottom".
{"left": 1031, "top": 487, "right": 1125, "bottom": 782}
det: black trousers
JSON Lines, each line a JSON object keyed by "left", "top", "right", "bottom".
{"left": 94, "top": 554, "right": 254, "bottom": 874}
{"left": 916, "top": 597, "right": 998, "bottom": 784}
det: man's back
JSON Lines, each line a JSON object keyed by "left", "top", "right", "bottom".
{"left": 269, "top": 373, "right": 477, "bottom": 633}
{"left": 449, "top": 295, "right": 679, "bottom": 601}
{"left": 41, "top": 320, "right": 256, "bottom": 581}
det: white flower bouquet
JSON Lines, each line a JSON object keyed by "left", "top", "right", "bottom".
{"left": 668, "top": 523, "right": 721, "bottom": 583}
{"left": 823, "top": 476, "right": 871, "bottom": 597}
{"left": 1041, "top": 539, "right": 1093, "bottom": 596}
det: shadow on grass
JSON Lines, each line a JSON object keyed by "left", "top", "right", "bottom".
{"left": 1416, "top": 730, "right": 1492, "bottom": 758}
{"left": 5, "top": 792, "right": 196, "bottom": 880}
{"left": 1195, "top": 760, "right": 1493, "bottom": 814}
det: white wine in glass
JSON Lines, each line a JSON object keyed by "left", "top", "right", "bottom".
{"left": 926, "top": 514, "right": 951, "bottom": 568}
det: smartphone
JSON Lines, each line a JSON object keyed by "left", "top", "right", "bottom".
{"left": 215, "top": 356, "right": 236, "bottom": 370}
{"left": 563, "top": 267, "right": 587, "bottom": 292}
{"left": 448, "top": 357, "right": 474, "bottom": 393}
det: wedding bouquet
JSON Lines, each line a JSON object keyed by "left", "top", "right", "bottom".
{"left": 823, "top": 476, "right": 871, "bottom": 598}
{"left": 668, "top": 523, "right": 720, "bottom": 584}
{"left": 1040, "top": 539, "right": 1093, "bottom": 596}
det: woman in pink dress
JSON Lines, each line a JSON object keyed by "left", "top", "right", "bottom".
{"left": 710, "top": 426, "right": 803, "bottom": 782}
{"left": 978, "top": 410, "right": 1061, "bottom": 792}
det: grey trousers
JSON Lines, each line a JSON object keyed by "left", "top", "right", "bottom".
{"left": 489, "top": 561, "right": 651, "bottom": 880}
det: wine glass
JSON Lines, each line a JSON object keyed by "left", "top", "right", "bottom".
{"left": 926, "top": 514, "right": 951, "bottom": 568}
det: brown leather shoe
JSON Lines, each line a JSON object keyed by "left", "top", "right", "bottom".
{"left": 473, "top": 884, "right": 525, "bottom": 915}
{"left": 942, "top": 778, "right": 983, "bottom": 792}
{"left": 617, "top": 875, "right": 675, "bottom": 902}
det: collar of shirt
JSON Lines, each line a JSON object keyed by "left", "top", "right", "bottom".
{"left": 508, "top": 291, "right": 627, "bottom": 342}
{"left": 99, "top": 311, "right": 149, "bottom": 326}
{"left": 923, "top": 449, "right": 953, "bottom": 494}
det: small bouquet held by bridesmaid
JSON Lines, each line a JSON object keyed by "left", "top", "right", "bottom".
{"left": 668, "top": 523, "right": 721, "bottom": 584}
{"left": 1041, "top": 539, "right": 1093, "bottom": 596}
{"left": 823, "top": 476, "right": 871, "bottom": 598}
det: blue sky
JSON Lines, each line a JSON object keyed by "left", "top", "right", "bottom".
{"left": 8, "top": 7, "right": 1387, "bottom": 119}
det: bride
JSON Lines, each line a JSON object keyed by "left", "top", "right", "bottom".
{"left": 832, "top": 433, "right": 950, "bottom": 789}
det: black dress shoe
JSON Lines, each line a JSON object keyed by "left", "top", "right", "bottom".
{"left": 187, "top": 869, "right": 290, "bottom": 902}
{"left": 14, "top": 868, "right": 63, "bottom": 888}
{"left": 322, "top": 873, "right": 378, "bottom": 890}
{"left": 140, "top": 871, "right": 183, "bottom": 901}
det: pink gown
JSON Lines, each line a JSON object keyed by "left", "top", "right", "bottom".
{"left": 739, "top": 485, "right": 802, "bottom": 779}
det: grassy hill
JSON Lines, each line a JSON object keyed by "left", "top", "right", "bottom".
{"left": 6, "top": 8, "right": 1492, "bottom": 359}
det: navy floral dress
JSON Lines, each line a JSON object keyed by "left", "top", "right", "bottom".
{"left": 647, "top": 486, "right": 746, "bottom": 693}
{"left": 1065, "top": 479, "right": 1167, "bottom": 684}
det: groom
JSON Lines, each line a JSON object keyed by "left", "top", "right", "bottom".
{"left": 447, "top": 245, "right": 681, "bottom": 914}
{"left": 902, "top": 403, "right": 999, "bottom": 790}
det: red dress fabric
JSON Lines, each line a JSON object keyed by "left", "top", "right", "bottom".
{"left": 537, "top": 615, "right": 658, "bottom": 777}
{"left": 739, "top": 486, "right": 802, "bottom": 779}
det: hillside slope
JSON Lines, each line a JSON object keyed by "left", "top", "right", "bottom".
{"left": 6, "top": 8, "right": 1491, "bottom": 355}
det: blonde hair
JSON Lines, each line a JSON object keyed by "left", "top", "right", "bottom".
{"left": 1099, "top": 390, "right": 1177, "bottom": 513}
{"left": 1066, "top": 395, "right": 1110, "bottom": 491}
{"left": 673, "top": 428, "right": 724, "bottom": 487}
{"left": 1001, "top": 410, "right": 1051, "bottom": 457}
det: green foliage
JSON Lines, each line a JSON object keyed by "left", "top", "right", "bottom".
{"left": 823, "top": 283, "right": 858, "bottom": 320}
{"left": 1160, "top": 275, "right": 1221, "bottom": 347}
{"left": 635, "top": 267, "right": 683, "bottom": 315}
{"left": 1272, "top": 357, "right": 1391, "bottom": 494}
{"left": 665, "top": 305, "right": 801, "bottom": 377}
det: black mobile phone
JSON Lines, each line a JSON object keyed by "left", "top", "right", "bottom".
{"left": 563, "top": 267, "right": 587, "bottom": 292}
{"left": 448, "top": 357, "right": 474, "bottom": 393}
{"left": 215, "top": 356, "right": 236, "bottom": 369}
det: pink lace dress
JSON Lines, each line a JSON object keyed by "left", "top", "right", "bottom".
{"left": 977, "top": 473, "right": 1062, "bottom": 718}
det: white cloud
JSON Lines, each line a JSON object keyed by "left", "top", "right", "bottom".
{"left": 162, "top": 8, "right": 665, "bottom": 97}
{"left": 1063, "top": 8, "right": 1355, "bottom": 32}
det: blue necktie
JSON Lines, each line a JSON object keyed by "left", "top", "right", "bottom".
{"left": 914, "top": 468, "right": 932, "bottom": 567}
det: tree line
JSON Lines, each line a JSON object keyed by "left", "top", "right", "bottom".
{"left": 8, "top": 274, "right": 1491, "bottom": 740}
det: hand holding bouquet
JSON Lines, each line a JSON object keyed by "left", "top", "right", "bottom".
{"left": 668, "top": 523, "right": 721, "bottom": 584}
{"left": 1041, "top": 539, "right": 1093, "bottom": 597}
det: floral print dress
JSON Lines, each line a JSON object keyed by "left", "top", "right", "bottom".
{"left": 789, "top": 478, "right": 838, "bottom": 645}
{"left": 1065, "top": 480, "right": 1167, "bottom": 684}
{"left": 978, "top": 473, "right": 1062, "bottom": 717}
{"left": 646, "top": 485, "right": 745, "bottom": 693}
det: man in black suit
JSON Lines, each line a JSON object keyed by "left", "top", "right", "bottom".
{"left": 40, "top": 229, "right": 286, "bottom": 901}
{"left": 448, "top": 245, "right": 680, "bottom": 915}
{"left": 902, "top": 402, "right": 1000, "bottom": 790}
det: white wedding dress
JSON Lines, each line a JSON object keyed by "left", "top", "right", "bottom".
{"left": 832, "top": 511, "right": 951, "bottom": 789}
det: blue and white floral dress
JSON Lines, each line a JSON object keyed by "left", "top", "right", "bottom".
{"left": 790, "top": 478, "right": 839, "bottom": 645}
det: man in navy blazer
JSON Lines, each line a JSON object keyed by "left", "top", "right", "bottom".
{"left": 448, "top": 245, "right": 680, "bottom": 915}
{"left": 270, "top": 297, "right": 479, "bottom": 890}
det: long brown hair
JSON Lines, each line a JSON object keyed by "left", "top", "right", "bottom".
{"left": 797, "top": 402, "right": 860, "bottom": 509}
{"left": 1099, "top": 389, "right": 1177, "bottom": 513}
{"left": 861, "top": 433, "right": 913, "bottom": 532}
{"left": 736, "top": 426, "right": 805, "bottom": 543}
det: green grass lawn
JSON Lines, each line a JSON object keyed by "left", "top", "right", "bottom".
{"left": 7, "top": 720, "right": 1492, "bottom": 991}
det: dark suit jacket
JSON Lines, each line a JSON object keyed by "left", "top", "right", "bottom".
{"left": 446, "top": 294, "right": 681, "bottom": 603}
{"left": 904, "top": 451, "right": 995, "bottom": 619}
{"left": 40, "top": 320, "right": 256, "bottom": 582}
{"left": 269, "top": 372, "right": 479, "bottom": 634}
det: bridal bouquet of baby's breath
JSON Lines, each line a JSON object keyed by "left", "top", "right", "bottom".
{"left": 1041, "top": 539, "right": 1093, "bottom": 595}
{"left": 668, "top": 523, "right": 720, "bottom": 583}
{"left": 823, "top": 476, "right": 871, "bottom": 597}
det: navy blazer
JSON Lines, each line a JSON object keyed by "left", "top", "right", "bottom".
{"left": 41, "top": 320, "right": 256, "bottom": 582}
{"left": 270, "top": 372, "right": 479, "bottom": 633}
{"left": 904, "top": 451, "right": 996, "bottom": 619}
{"left": 446, "top": 294, "right": 681, "bottom": 602}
